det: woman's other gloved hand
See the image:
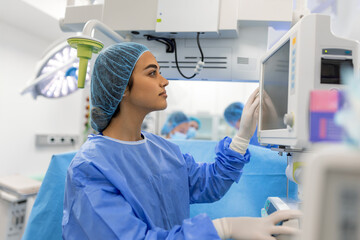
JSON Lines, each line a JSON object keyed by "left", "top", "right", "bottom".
{"left": 230, "top": 87, "right": 260, "bottom": 154}
{"left": 212, "top": 209, "right": 302, "bottom": 240}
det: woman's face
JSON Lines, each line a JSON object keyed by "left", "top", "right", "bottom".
{"left": 126, "top": 51, "right": 169, "bottom": 112}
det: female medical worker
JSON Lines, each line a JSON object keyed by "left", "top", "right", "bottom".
{"left": 161, "top": 111, "right": 190, "bottom": 139}
{"left": 62, "top": 42, "right": 301, "bottom": 240}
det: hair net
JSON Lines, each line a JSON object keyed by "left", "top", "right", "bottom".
{"left": 189, "top": 116, "right": 201, "bottom": 129}
{"left": 161, "top": 111, "right": 189, "bottom": 135}
{"left": 90, "top": 42, "right": 149, "bottom": 132}
{"left": 224, "top": 102, "right": 244, "bottom": 128}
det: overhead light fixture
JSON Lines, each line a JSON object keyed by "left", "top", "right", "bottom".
{"left": 21, "top": 40, "right": 91, "bottom": 99}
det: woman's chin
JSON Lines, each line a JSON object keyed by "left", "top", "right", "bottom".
{"left": 151, "top": 103, "right": 167, "bottom": 112}
{"left": 159, "top": 102, "right": 168, "bottom": 110}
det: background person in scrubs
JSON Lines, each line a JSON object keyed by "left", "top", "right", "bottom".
{"left": 187, "top": 116, "right": 201, "bottom": 139}
{"left": 161, "top": 111, "right": 190, "bottom": 139}
{"left": 62, "top": 42, "right": 301, "bottom": 240}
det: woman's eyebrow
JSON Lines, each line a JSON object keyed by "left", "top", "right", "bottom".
{"left": 144, "top": 64, "right": 158, "bottom": 70}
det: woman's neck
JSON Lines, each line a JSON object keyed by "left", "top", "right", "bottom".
{"left": 102, "top": 103, "right": 148, "bottom": 141}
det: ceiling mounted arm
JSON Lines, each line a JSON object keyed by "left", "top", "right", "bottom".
{"left": 292, "top": 0, "right": 311, "bottom": 25}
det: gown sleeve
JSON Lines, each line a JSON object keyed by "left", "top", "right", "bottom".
{"left": 184, "top": 136, "right": 251, "bottom": 204}
{"left": 62, "top": 161, "right": 221, "bottom": 240}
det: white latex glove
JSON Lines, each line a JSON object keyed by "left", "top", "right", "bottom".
{"left": 212, "top": 210, "right": 302, "bottom": 240}
{"left": 230, "top": 88, "right": 260, "bottom": 154}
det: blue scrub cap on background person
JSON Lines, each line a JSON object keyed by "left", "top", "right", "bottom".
{"left": 90, "top": 42, "right": 149, "bottom": 132}
{"left": 161, "top": 111, "right": 189, "bottom": 135}
{"left": 224, "top": 102, "right": 244, "bottom": 128}
{"left": 189, "top": 116, "right": 201, "bottom": 129}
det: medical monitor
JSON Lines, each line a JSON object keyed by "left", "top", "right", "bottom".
{"left": 258, "top": 14, "right": 359, "bottom": 150}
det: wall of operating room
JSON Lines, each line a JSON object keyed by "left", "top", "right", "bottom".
{"left": 0, "top": 0, "right": 82, "bottom": 177}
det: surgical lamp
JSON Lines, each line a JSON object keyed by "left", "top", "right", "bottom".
{"left": 21, "top": 40, "right": 91, "bottom": 99}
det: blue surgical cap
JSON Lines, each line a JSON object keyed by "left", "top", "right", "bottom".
{"left": 224, "top": 102, "right": 244, "bottom": 128}
{"left": 90, "top": 42, "right": 149, "bottom": 132}
{"left": 161, "top": 111, "right": 189, "bottom": 135}
{"left": 189, "top": 116, "right": 201, "bottom": 129}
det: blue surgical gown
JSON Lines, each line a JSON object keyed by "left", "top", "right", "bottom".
{"left": 62, "top": 131, "right": 250, "bottom": 239}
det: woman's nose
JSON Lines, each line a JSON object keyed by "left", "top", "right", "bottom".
{"left": 161, "top": 75, "right": 169, "bottom": 87}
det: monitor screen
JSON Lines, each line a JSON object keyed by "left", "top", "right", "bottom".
{"left": 261, "top": 40, "right": 290, "bottom": 130}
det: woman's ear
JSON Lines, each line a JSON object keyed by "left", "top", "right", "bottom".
{"left": 123, "top": 86, "right": 130, "bottom": 98}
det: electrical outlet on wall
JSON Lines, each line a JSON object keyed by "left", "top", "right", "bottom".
{"left": 35, "top": 134, "right": 79, "bottom": 146}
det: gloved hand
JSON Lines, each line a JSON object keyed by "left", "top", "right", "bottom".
{"left": 212, "top": 210, "right": 302, "bottom": 240}
{"left": 230, "top": 87, "right": 260, "bottom": 154}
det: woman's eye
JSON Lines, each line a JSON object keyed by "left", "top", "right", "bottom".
{"left": 149, "top": 71, "right": 156, "bottom": 76}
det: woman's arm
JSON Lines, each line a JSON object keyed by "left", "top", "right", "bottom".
{"left": 185, "top": 137, "right": 250, "bottom": 204}
{"left": 184, "top": 88, "right": 260, "bottom": 203}
{"left": 62, "top": 162, "right": 220, "bottom": 240}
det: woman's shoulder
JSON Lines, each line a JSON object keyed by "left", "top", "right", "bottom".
{"left": 68, "top": 135, "right": 118, "bottom": 179}
{"left": 70, "top": 135, "right": 107, "bottom": 165}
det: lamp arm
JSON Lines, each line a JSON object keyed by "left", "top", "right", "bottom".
{"left": 82, "top": 19, "right": 127, "bottom": 43}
